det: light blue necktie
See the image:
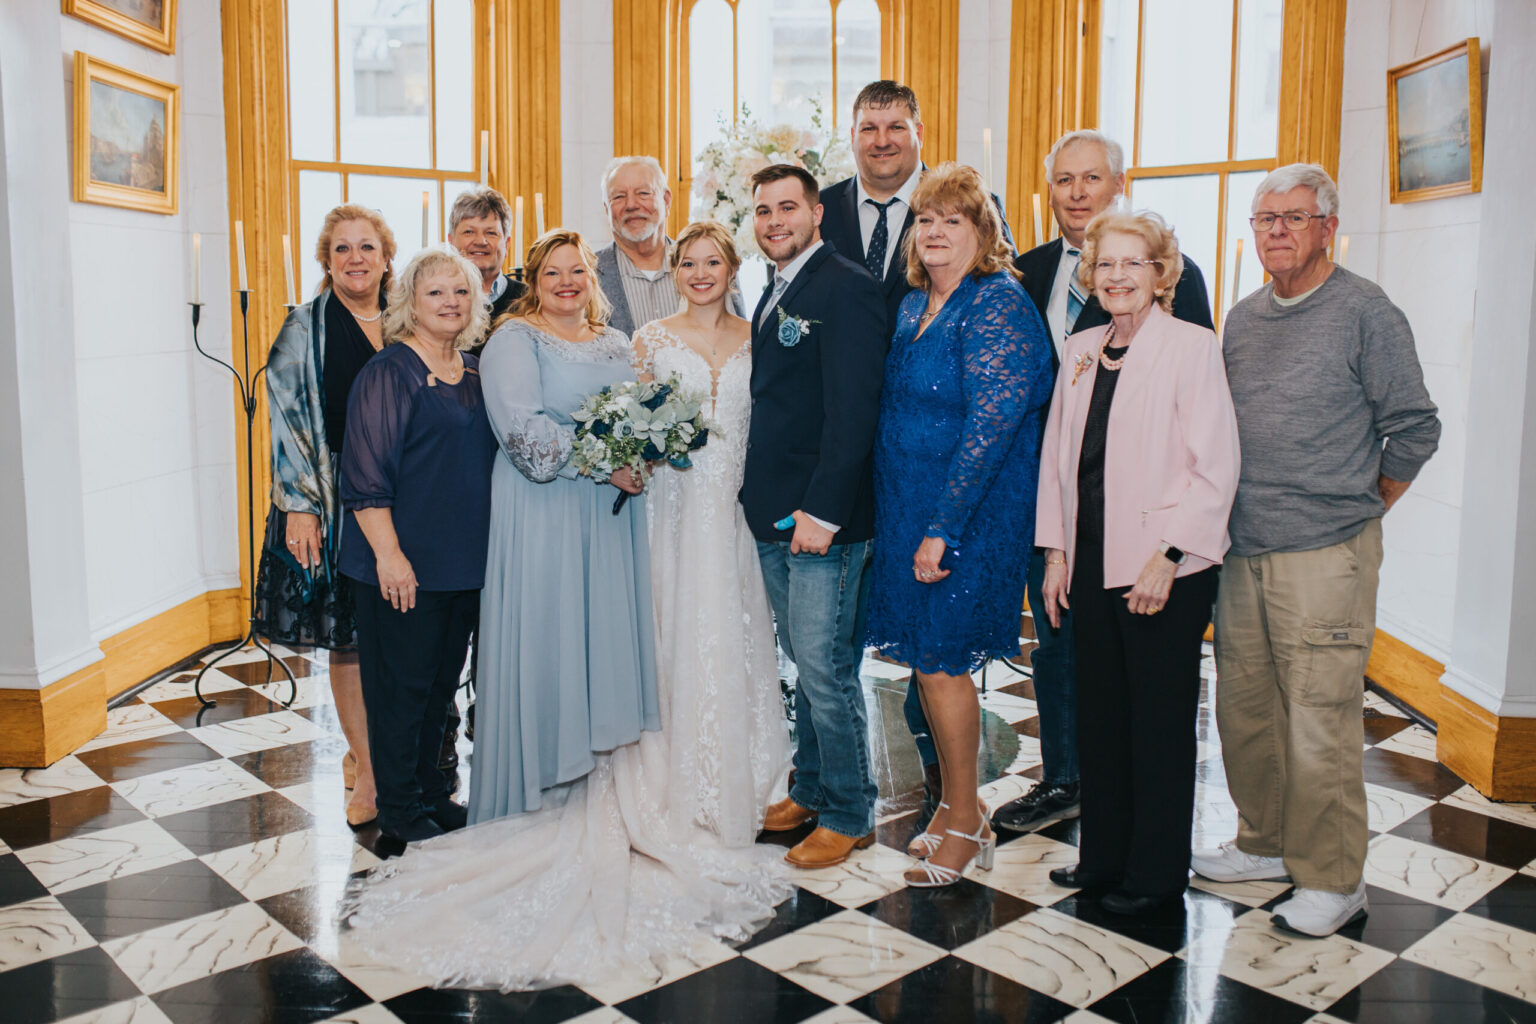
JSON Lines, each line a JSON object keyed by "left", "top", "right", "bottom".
{"left": 759, "top": 273, "right": 790, "bottom": 329}
{"left": 1065, "top": 246, "right": 1086, "bottom": 334}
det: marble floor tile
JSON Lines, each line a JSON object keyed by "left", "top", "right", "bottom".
{"left": 275, "top": 780, "right": 329, "bottom": 816}
{"left": 55, "top": 995, "right": 175, "bottom": 1024}
{"left": 978, "top": 772, "right": 1035, "bottom": 811}
{"left": 1367, "top": 781, "right": 1438, "bottom": 833}
{"left": 578, "top": 935, "right": 738, "bottom": 1005}
{"left": 99, "top": 901, "right": 304, "bottom": 993}
{"left": 109, "top": 758, "right": 271, "bottom": 818}
{"left": 1189, "top": 875, "right": 1294, "bottom": 908}
{"left": 1373, "top": 726, "right": 1440, "bottom": 763}
{"left": 73, "top": 706, "right": 181, "bottom": 756}
{"left": 14, "top": 819, "right": 194, "bottom": 894}
{"left": 1181, "top": 909, "right": 1394, "bottom": 1011}
{"left": 187, "top": 709, "right": 332, "bottom": 758}
{"left": 0, "top": 895, "right": 97, "bottom": 972}
{"left": 130, "top": 669, "right": 245, "bottom": 705}
{"left": 953, "top": 907, "right": 1169, "bottom": 1007}
{"left": 1441, "top": 785, "right": 1536, "bottom": 831}
{"left": 791, "top": 842, "right": 912, "bottom": 909}
{"left": 1401, "top": 912, "right": 1536, "bottom": 1005}
{"left": 1003, "top": 733, "right": 1044, "bottom": 774}
{"left": 859, "top": 658, "right": 911, "bottom": 681}
{"left": 979, "top": 690, "right": 1037, "bottom": 724}
{"left": 0, "top": 758, "right": 107, "bottom": 810}
{"left": 801, "top": 1006, "right": 876, "bottom": 1024}
{"left": 971, "top": 833, "right": 1080, "bottom": 905}
{"left": 1362, "top": 693, "right": 1409, "bottom": 719}
{"left": 564, "top": 1009, "right": 638, "bottom": 1024}
{"left": 252, "top": 675, "right": 337, "bottom": 710}
{"left": 200, "top": 828, "right": 380, "bottom": 901}
{"left": 1062, "top": 1012, "right": 1115, "bottom": 1024}
{"left": 317, "top": 1004, "right": 407, "bottom": 1024}
{"left": 1364, "top": 833, "right": 1515, "bottom": 910}
{"left": 744, "top": 908, "right": 946, "bottom": 1004}
{"left": 321, "top": 933, "right": 439, "bottom": 1003}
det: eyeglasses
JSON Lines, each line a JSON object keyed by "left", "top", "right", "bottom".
{"left": 1091, "top": 258, "right": 1158, "bottom": 274}
{"left": 1249, "top": 211, "right": 1327, "bottom": 232}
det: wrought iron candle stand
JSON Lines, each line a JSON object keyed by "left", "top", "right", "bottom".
{"left": 187, "top": 291, "right": 298, "bottom": 708}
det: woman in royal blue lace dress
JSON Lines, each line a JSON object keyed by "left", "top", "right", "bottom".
{"left": 866, "top": 164, "right": 1053, "bottom": 888}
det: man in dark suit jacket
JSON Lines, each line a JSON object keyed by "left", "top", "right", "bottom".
{"left": 742, "top": 164, "right": 887, "bottom": 871}
{"left": 448, "top": 186, "right": 526, "bottom": 356}
{"left": 818, "top": 81, "right": 1014, "bottom": 331}
{"left": 992, "top": 129, "right": 1213, "bottom": 840}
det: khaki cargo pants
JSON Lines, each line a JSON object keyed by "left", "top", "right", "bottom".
{"left": 1212, "top": 518, "right": 1383, "bottom": 893}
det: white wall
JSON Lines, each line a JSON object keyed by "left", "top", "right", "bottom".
{"left": 1337, "top": 0, "right": 1496, "bottom": 665}
{"left": 560, "top": 0, "right": 615, "bottom": 242}
{"left": 956, "top": 0, "right": 1012, "bottom": 218}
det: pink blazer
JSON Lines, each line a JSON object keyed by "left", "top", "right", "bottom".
{"left": 1036, "top": 304, "right": 1240, "bottom": 590}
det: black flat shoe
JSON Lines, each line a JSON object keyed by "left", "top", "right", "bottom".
{"left": 426, "top": 797, "right": 468, "bottom": 832}
{"left": 380, "top": 814, "right": 446, "bottom": 844}
{"left": 1049, "top": 865, "right": 1118, "bottom": 890}
{"left": 1101, "top": 888, "right": 1186, "bottom": 916}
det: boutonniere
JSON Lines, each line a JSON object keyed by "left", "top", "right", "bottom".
{"left": 1070, "top": 351, "right": 1096, "bottom": 385}
{"left": 775, "top": 307, "right": 821, "bottom": 348}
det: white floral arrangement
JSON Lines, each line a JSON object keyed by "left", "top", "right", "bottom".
{"left": 691, "top": 97, "right": 855, "bottom": 260}
{"left": 571, "top": 376, "right": 718, "bottom": 511}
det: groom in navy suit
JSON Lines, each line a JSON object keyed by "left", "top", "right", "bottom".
{"left": 741, "top": 164, "right": 887, "bottom": 869}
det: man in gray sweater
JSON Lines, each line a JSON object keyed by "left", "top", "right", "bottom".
{"left": 1192, "top": 164, "right": 1440, "bottom": 937}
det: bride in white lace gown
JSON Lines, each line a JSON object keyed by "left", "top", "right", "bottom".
{"left": 344, "top": 224, "right": 791, "bottom": 992}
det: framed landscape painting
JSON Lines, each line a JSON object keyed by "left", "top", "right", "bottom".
{"left": 1388, "top": 38, "right": 1483, "bottom": 203}
{"left": 62, "top": 0, "right": 176, "bottom": 55}
{"left": 72, "top": 53, "right": 179, "bottom": 215}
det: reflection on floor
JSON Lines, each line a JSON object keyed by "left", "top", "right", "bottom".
{"left": 2, "top": 625, "right": 1535, "bottom": 1024}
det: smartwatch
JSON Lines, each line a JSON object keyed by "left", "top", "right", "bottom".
{"left": 1159, "top": 541, "right": 1187, "bottom": 565}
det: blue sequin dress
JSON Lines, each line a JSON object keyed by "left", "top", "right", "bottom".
{"left": 865, "top": 271, "right": 1053, "bottom": 675}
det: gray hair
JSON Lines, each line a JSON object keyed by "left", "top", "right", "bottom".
{"left": 1044, "top": 130, "right": 1126, "bottom": 180}
{"left": 1252, "top": 163, "right": 1339, "bottom": 218}
{"left": 382, "top": 247, "right": 490, "bottom": 352}
{"left": 447, "top": 187, "right": 512, "bottom": 235}
{"left": 600, "top": 156, "right": 669, "bottom": 206}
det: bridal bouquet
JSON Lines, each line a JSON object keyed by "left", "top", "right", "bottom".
{"left": 691, "top": 97, "right": 855, "bottom": 260}
{"left": 571, "top": 376, "right": 716, "bottom": 512}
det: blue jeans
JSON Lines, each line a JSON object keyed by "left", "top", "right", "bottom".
{"left": 904, "top": 674, "right": 938, "bottom": 767}
{"left": 758, "top": 539, "right": 877, "bottom": 838}
{"left": 1027, "top": 546, "right": 1079, "bottom": 786}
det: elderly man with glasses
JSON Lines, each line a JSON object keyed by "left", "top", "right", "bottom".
{"left": 1192, "top": 164, "right": 1441, "bottom": 937}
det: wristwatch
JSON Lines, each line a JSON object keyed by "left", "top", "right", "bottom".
{"left": 1159, "top": 541, "right": 1187, "bottom": 565}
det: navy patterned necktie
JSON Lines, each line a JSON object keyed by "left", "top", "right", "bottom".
{"left": 1065, "top": 246, "right": 1087, "bottom": 334}
{"left": 864, "top": 197, "right": 898, "bottom": 281}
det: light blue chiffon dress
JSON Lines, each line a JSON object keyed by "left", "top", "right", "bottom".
{"left": 468, "top": 319, "right": 661, "bottom": 824}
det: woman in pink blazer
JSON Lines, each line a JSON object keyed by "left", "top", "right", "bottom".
{"left": 1035, "top": 211, "right": 1240, "bottom": 915}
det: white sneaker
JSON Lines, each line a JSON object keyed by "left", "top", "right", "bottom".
{"left": 1271, "top": 882, "right": 1368, "bottom": 936}
{"left": 1190, "top": 841, "right": 1290, "bottom": 882}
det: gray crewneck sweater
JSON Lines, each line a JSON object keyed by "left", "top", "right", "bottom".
{"left": 1221, "top": 266, "right": 1441, "bottom": 557}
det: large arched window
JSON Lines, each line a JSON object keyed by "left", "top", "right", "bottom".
{"left": 1098, "top": 0, "right": 1284, "bottom": 322}
{"left": 285, "top": 0, "right": 483, "bottom": 296}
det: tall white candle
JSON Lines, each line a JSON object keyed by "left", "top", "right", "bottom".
{"left": 514, "top": 196, "right": 525, "bottom": 269}
{"left": 982, "top": 128, "right": 993, "bottom": 194}
{"left": 1336, "top": 234, "right": 1349, "bottom": 268}
{"left": 421, "top": 191, "right": 430, "bottom": 248}
{"left": 1031, "top": 194, "right": 1044, "bottom": 249}
{"left": 234, "top": 220, "right": 248, "bottom": 291}
{"left": 1231, "top": 237, "right": 1244, "bottom": 308}
{"left": 479, "top": 130, "right": 489, "bottom": 187}
{"left": 192, "top": 232, "right": 202, "bottom": 304}
{"left": 535, "top": 192, "right": 545, "bottom": 237}
{"left": 282, "top": 234, "right": 296, "bottom": 306}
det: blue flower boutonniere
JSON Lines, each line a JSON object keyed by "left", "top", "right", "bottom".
{"left": 775, "top": 307, "right": 821, "bottom": 348}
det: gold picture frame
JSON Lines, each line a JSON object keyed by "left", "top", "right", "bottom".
{"left": 1388, "top": 38, "right": 1483, "bottom": 203}
{"left": 63, "top": 0, "right": 176, "bottom": 55}
{"left": 72, "top": 52, "right": 179, "bottom": 215}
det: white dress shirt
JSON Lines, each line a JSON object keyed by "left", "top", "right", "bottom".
{"left": 856, "top": 166, "right": 922, "bottom": 279}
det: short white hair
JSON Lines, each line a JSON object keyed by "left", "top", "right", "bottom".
{"left": 1252, "top": 163, "right": 1339, "bottom": 218}
{"left": 600, "top": 156, "right": 669, "bottom": 206}
{"left": 1044, "top": 130, "right": 1125, "bottom": 180}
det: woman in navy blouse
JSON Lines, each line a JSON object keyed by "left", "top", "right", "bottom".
{"left": 340, "top": 248, "right": 497, "bottom": 845}
{"left": 865, "top": 164, "right": 1053, "bottom": 888}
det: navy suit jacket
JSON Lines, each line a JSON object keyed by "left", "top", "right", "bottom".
{"left": 1013, "top": 237, "right": 1214, "bottom": 371}
{"left": 740, "top": 243, "right": 888, "bottom": 544}
{"left": 818, "top": 174, "right": 1015, "bottom": 331}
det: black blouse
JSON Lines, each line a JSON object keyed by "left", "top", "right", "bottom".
{"left": 323, "top": 293, "right": 382, "bottom": 460}
{"left": 1075, "top": 343, "right": 1129, "bottom": 548}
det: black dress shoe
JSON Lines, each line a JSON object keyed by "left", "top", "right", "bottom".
{"left": 380, "top": 814, "right": 446, "bottom": 844}
{"left": 1048, "top": 865, "right": 1118, "bottom": 890}
{"left": 426, "top": 797, "right": 468, "bottom": 832}
{"left": 1101, "top": 888, "right": 1186, "bottom": 916}
{"left": 992, "top": 782, "right": 1081, "bottom": 834}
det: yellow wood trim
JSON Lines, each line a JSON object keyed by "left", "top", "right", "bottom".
{"left": 62, "top": 0, "right": 178, "bottom": 54}
{"left": 289, "top": 160, "right": 479, "bottom": 181}
{"left": 889, "top": 0, "right": 959, "bottom": 167}
{"left": 1126, "top": 158, "right": 1277, "bottom": 179}
{"left": 1436, "top": 686, "right": 1536, "bottom": 803}
{"left": 1365, "top": 628, "right": 1444, "bottom": 724}
{"left": 495, "top": 0, "right": 563, "bottom": 243}
{"left": 1277, "top": 0, "right": 1346, "bottom": 177}
{"left": 97, "top": 588, "right": 245, "bottom": 702}
{"left": 71, "top": 52, "right": 180, "bottom": 216}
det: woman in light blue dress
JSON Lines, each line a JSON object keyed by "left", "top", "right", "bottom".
{"left": 468, "top": 229, "right": 660, "bottom": 823}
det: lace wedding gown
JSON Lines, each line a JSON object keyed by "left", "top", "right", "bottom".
{"left": 345, "top": 322, "right": 791, "bottom": 992}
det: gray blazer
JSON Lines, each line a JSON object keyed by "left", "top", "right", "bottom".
{"left": 595, "top": 240, "right": 743, "bottom": 337}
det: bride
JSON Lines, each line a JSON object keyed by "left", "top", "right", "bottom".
{"left": 345, "top": 222, "right": 791, "bottom": 991}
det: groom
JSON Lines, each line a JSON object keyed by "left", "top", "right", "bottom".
{"left": 741, "top": 164, "right": 887, "bottom": 869}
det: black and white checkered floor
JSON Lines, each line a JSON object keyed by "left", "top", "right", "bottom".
{"left": 3, "top": 634, "right": 1535, "bottom": 1024}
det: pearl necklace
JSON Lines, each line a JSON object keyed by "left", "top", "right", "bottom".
{"left": 352, "top": 310, "right": 383, "bottom": 323}
{"left": 1097, "top": 323, "right": 1126, "bottom": 370}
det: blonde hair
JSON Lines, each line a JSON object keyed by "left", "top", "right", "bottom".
{"left": 1076, "top": 211, "right": 1182, "bottom": 313}
{"left": 314, "top": 204, "right": 396, "bottom": 300}
{"left": 670, "top": 221, "right": 742, "bottom": 295}
{"left": 903, "top": 163, "right": 1018, "bottom": 291}
{"left": 382, "top": 248, "right": 490, "bottom": 352}
{"left": 501, "top": 229, "right": 611, "bottom": 332}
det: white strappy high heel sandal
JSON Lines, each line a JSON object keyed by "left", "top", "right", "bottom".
{"left": 907, "top": 801, "right": 949, "bottom": 858}
{"left": 904, "top": 822, "right": 997, "bottom": 888}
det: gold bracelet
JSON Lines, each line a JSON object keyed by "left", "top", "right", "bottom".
{"left": 1046, "top": 558, "right": 1066, "bottom": 565}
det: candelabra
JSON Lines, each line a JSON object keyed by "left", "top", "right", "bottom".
{"left": 187, "top": 292, "right": 297, "bottom": 708}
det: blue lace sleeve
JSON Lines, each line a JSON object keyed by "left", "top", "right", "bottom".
{"left": 927, "top": 277, "right": 1052, "bottom": 546}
